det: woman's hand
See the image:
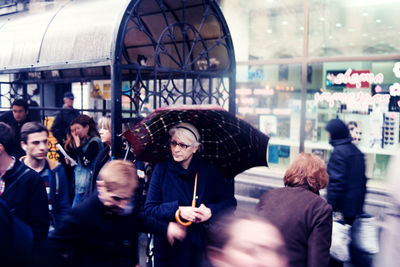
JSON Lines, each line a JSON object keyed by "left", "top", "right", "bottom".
{"left": 178, "top": 204, "right": 212, "bottom": 223}
{"left": 72, "top": 131, "right": 80, "bottom": 147}
{"left": 193, "top": 204, "right": 212, "bottom": 223}
{"left": 178, "top": 206, "right": 198, "bottom": 222}
{"left": 167, "top": 222, "right": 187, "bottom": 245}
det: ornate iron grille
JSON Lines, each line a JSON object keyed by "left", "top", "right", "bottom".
{"left": 118, "top": 0, "right": 235, "bottom": 116}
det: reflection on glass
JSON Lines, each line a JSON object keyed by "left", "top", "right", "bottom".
{"left": 306, "top": 61, "right": 399, "bottom": 178}
{"left": 309, "top": 0, "right": 400, "bottom": 57}
{"left": 220, "top": 0, "right": 304, "bottom": 60}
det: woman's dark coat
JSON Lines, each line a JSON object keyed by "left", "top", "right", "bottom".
{"left": 84, "top": 145, "right": 111, "bottom": 200}
{"left": 257, "top": 186, "right": 332, "bottom": 267}
{"left": 144, "top": 156, "right": 237, "bottom": 267}
{"left": 326, "top": 119, "right": 367, "bottom": 218}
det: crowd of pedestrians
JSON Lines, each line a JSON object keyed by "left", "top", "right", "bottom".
{"left": 0, "top": 97, "right": 397, "bottom": 267}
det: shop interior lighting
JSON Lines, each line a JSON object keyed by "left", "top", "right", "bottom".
{"left": 255, "top": 108, "right": 271, "bottom": 114}
{"left": 236, "top": 88, "right": 252, "bottom": 95}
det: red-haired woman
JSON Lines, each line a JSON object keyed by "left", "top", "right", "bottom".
{"left": 257, "top": 153, "right": 332, "bottom": 267}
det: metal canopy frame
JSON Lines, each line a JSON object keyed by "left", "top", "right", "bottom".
{"left": 0, "top": 0, "right": 236, "bottom": 157}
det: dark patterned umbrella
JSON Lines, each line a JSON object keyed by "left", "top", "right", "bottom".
{"left": 122, "top": 105, "right": 269, "bottom": 179}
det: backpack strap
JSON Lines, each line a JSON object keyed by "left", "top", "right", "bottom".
{"left": 2, "top": 167, "right": 30, "bottom": 197}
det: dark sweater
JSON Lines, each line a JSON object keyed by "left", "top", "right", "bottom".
{"left": 49, "top": 194, "right": 168, "bottom": 266}
{"left": 0, "top": 160, "right": 49, "bottom": 243}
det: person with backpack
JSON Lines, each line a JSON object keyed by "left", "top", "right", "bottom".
{"left": 20, "top": 122, "right": 71, "bottom": 231}
{"left": 0, "top": 122, "right": 49, "bottom": 264}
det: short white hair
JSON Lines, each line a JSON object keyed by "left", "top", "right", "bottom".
{"left": 169, "top": 122, "right": 200, "bottom": 145}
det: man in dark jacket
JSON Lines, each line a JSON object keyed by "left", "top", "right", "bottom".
{"left": 325, "top": 118, "right": 367, "bottom": 267}
{"left": 50, "top": 92, "right": 80, "bottom": 146}
{"left": 0, "top": 98, "right": 37, "bottom": 158}
{"left": 20, "top": 122, "right": 71, "bottom": 230}
{"left": 50, "top": 92, "right": 80, "bottom": 204}
{"left": 48, "top": 160, "right": 186, "bottom": 267}
{"left": 0, "top": 122, "right": 50, "bottom": 247}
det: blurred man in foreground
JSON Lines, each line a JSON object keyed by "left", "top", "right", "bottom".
{"left": 49, "top": 160, "right": 186, "bottom": 266}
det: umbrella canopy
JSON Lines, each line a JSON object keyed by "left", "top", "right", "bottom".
{"left": 122, "top": 105, "right": 269, "bottom": 179}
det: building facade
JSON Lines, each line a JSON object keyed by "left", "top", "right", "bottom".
{"left": 220, "top": 0, "right": 400, "bottom": 183}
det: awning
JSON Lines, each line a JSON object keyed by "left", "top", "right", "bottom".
{"left": 0, "top": 0, "right": 130, "bottom": 73}
{"left": 0, "top": 0, "right": 232, "bottom": 78}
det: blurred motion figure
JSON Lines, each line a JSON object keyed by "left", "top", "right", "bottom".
{"left": 207, "top": 213, "right": 288, "bottom": 267}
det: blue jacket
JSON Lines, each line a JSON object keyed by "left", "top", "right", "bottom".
{"left": 326, "top": 119, "right": 367, "bottom": 218}
{"left": 21, "top": 157, "right": 71, "bottom": 228}
{"left": 73, "top": 135, "right": 103, "bottom": 206}
{"left": 144, "top": 155, "right": 237, "bottom": 267}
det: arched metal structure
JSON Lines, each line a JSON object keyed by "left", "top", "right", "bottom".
{"left": 0, "top": 0, "right": 236, "bottom": 157}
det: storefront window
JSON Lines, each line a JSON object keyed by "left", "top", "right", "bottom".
{"left": 236, "top": 64, "right": 302, "bottom": 174}
{"left": 305, "top": 61, "right": 400, "bottom": 179}
{"left": 221, "top": 0, "right": 400, "bottom": 180}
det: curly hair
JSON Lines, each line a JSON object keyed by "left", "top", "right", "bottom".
{"left": 283, "top": 153, "right": 329, "bottom": 193}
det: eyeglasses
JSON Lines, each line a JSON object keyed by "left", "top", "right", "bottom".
{"left": 170, "top": 140, "right": 192, "bottom": 150}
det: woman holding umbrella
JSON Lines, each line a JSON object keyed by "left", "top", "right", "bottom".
{"left": 144, "top": 122, "right": 237, "bottom": 267}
